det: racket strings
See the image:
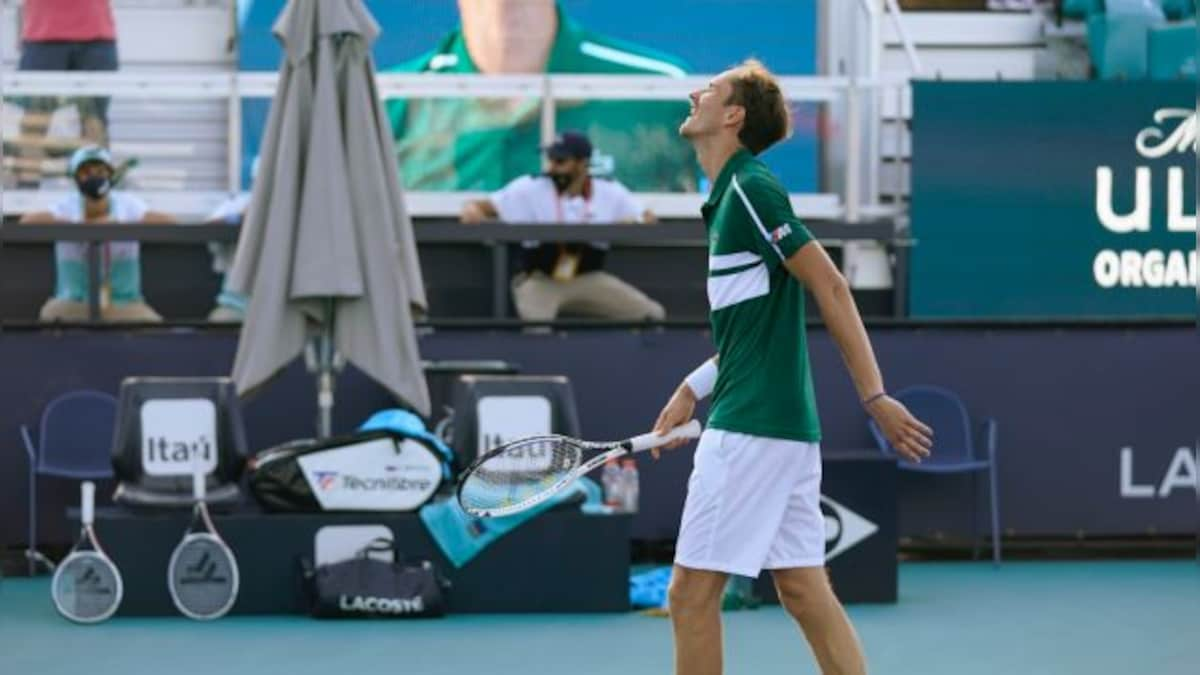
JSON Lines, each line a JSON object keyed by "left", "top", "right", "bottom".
{"left": 459, "top": 437, "right": 583, "bottom": 513}
{"left": 53, "top": 553, "right": 122, "bottom": 622}
{"left": 170, "top": 535, "right": 239, "bottom": 619}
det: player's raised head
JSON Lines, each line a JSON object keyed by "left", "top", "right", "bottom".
{"left": 725, "top": 58, "right": 791, "bottom": 155}
{"left": 680, "top": 58, "right": 791, "bottom": 156}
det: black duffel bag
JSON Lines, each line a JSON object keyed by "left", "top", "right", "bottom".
{"left": 302, "top": 539, "right": 450, "bottom": 619}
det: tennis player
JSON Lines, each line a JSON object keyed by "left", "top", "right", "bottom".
{"left": 652, "top": 59, "right": 933, "bottom": 675}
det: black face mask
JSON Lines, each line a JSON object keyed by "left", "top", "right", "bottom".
{"left": 545, "top": 171, "right": 576, "bottom": 193}
{"left": 77, "top": 175, "right": 111, "bottom": 201}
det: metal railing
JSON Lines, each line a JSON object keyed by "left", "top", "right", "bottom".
{"left": 0, "top": 70, "right": 911, "bottom": 221}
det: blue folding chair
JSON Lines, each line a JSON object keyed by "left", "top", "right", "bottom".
{"left": 21, "top": 390, "right": 118, "bottom": 575}
{"left": 868, "top": 385, "right": 1001, "bottom": 565}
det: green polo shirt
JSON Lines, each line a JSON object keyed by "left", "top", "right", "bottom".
{"left": 384, "top": 6, "right": 698, "bottom": 192}
{"left": 703, "top": 149, "right": 821, "bottom": 442}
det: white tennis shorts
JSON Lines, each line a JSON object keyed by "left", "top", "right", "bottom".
{"left": 674, "top": 428, "right": 824, "bottom": 577}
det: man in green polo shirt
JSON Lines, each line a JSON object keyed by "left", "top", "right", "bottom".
{"left": 651, "top": 60, "right": 933, "bottom": 675}
{"left": 384, "top": 0, "right": 698, "bottom": 193}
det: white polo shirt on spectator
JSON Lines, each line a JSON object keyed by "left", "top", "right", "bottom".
{"left": 491, "top": 175, "right": 643, "bottom": 225}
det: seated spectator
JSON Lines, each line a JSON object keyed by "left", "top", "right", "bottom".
{"left": 460, "top": 130, "right": 666, "bottom": 321}
{"left": 20, "top": 145, "right": 173, "bottom": 322}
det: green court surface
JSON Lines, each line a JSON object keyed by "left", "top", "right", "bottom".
{"left": 1, "top": 561, "right": 1195, "bottom": 675}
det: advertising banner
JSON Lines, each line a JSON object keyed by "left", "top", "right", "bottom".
{"left": 910, "top": 81, "right": 1196, "bottom": 318}
{"left": 235, "top": 0, "right": 819, "bottom": 193}
{"left": 2, "top": 328, "right": 1194, "bottom": 547}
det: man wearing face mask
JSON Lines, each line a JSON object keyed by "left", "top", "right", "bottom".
{"left": 460, "top": 130, "right": 665, "bottom": 321}
{"left": 20, "top": 145, "right": 174, "bottom": 322}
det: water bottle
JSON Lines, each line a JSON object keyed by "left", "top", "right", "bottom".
{"left": 620, "top": 459, "right": 639, "bottom": 513}
{"left": 602, "top": 459, "right": 623, "bottom": 510}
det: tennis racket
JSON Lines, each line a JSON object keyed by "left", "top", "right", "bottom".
{"left": 167, "top": 470, "right": 239, "bottom": 620}
{"left": 51, "top": 481, "right": 123, "bottom": 623}
{"left": 457, "top": 419, "right": 703, "bottom": 518}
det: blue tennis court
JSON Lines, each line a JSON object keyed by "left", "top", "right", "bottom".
{"left": 2, "top": 561, "right": 1195, "bottom": 675}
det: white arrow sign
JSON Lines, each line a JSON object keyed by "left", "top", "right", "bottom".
{"left": 821, "top": 495, "right": 879, "bottom": 561}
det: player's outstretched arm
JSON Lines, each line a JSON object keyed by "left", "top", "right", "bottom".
{"left": 782, "top": 242, "right": 933, "bottom": 463}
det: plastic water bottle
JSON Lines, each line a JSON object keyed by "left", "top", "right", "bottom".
{"left": 620, "top": 459, "right": 639, "bottom": 513}
{"left": 602, "top": 459, "right": 624, "bottom": 510}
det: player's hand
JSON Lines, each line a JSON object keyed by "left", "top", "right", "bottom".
{"left": 460, "top": 202, "right": 487, "bottom": 224}
{"left": 867, "top": 395, "right": 933, "bottom": 463}
{"left": 650, "top": 385, "right": 697, "bottom": 459}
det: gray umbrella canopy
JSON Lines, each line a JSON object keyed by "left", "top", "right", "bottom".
{"left": 226, "top": 0, "right": 430, "bottom": 427}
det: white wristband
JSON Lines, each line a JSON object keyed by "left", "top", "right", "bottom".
{"left": 683, "top": 358, "right": 718, "bottom": 400}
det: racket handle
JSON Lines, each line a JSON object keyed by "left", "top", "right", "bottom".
{"left": 192, "top": 470, "right": 205, "bottom": 501}
{"left": 81, "top": 481, "right": 95, "bottom": 526}
{"left": 626, "top": 419, "right": 703, "bottom": 453}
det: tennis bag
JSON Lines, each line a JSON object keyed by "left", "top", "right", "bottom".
{"left": 248, "top": 430, "right": 443, "bottom": 512}
{"left": 303, "top": 539, "right": 450, "bottom": 619}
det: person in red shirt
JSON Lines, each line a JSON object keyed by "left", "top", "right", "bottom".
{"left": 16, "top": 0, "right": 119, "bottom": 186}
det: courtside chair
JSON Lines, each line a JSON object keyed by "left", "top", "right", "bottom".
{"left": 868, "top": 385, "right": 1002, "bottom": 565}
{"left": 21, "top": 390, "right": 118, "bottom": 575}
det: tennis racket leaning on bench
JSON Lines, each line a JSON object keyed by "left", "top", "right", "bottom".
{"left": 167, "top": 470, "right": 240, "bottom": 620}
{"left": 52, "top": 481, "right": 124, "bottom": 623}
{"left": 457, "top": 419, "right": 703, "bottom": 518}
